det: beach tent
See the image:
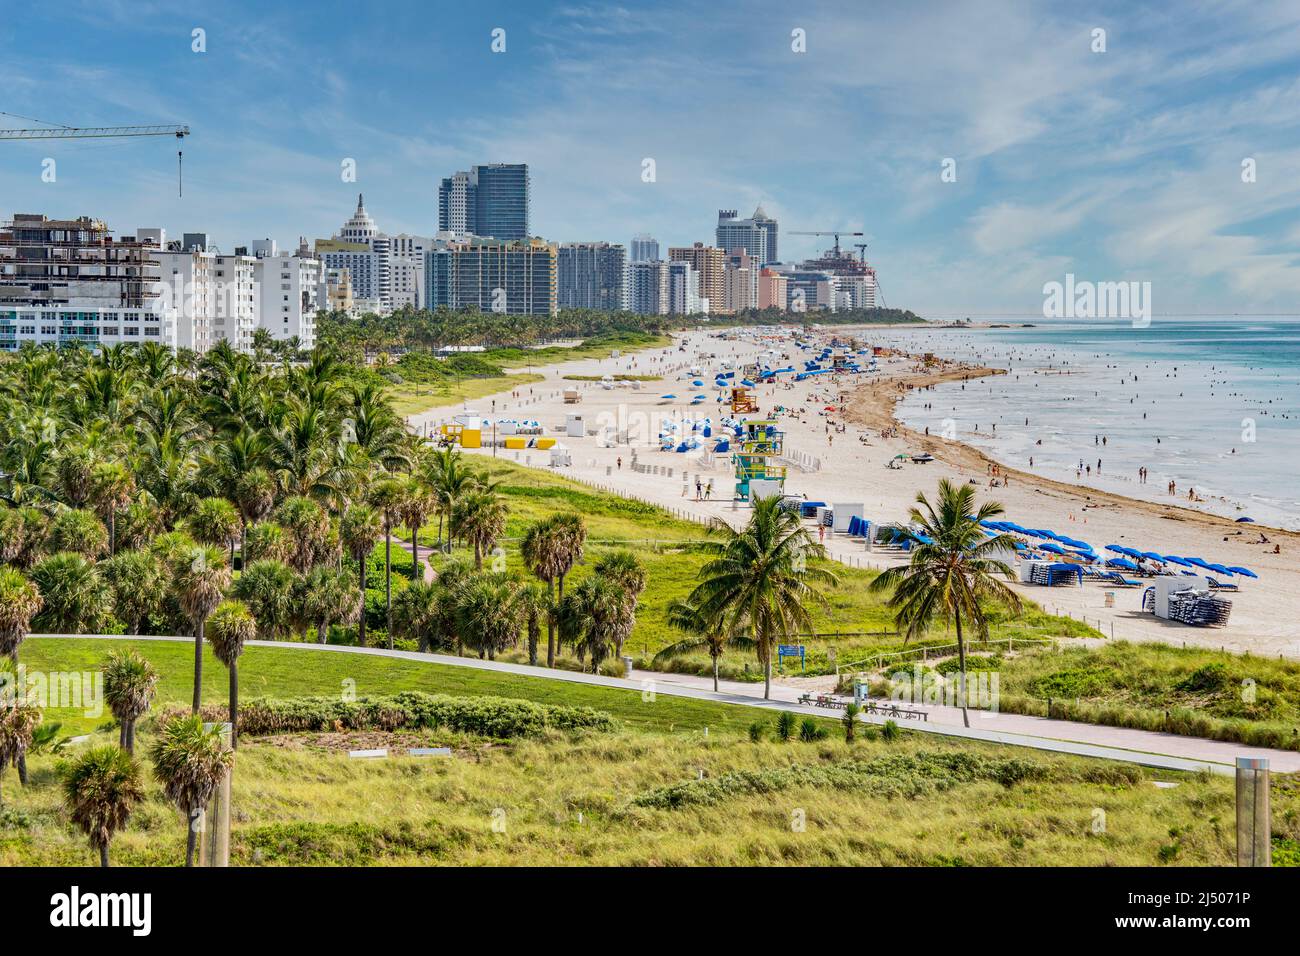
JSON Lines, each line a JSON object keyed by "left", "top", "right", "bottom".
{"left": 1235, "top": 517, "right": 1256, "bottom": 523}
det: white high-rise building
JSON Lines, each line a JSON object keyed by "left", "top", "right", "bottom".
{"left": 252, "top": 241, "right": 321, "bottom": 349}
{"left": 667, "top": 260, "right": 702, "bottom": 315}
{"left": 389, "top": 234, "right": 432, "bottom": 310}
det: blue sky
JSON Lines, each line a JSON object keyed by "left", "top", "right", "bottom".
{"left": 3, "top": 0, "right": 1299, "bottom": 316}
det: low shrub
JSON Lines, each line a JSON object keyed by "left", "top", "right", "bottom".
{"left": 631, "top": 750, "right": 1056, "bottom": 810}
{"left": 166, "top": 690, "right": 618, "bottom": 739}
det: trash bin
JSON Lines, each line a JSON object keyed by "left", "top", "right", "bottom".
{"left": 622, "top": 656, "right": 634, "bottom": 675}
{"left": 1104, "top": 591, "right": 1115, "bottom": 608}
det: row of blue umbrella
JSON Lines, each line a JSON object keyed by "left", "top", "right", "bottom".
{"left": 981, "top": 518, "right": 1258, "bottom": 580}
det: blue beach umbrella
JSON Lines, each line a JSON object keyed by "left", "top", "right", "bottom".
{"left": 1162, "top": 555, "right": 1194, "bottom": 567}
{"left": 1227, "top": 566, "right": 1258, "bottom": 578}
{"left": 1140, "top": 551, "right": 1165, "bottom": 561}
{"left": 1104, "top": 544, "right": 1127, "bottom": 554}
{"left": 1040, "top": 543, "right": 1067, "bottom": 555}
{"left": 1106, "top": 557, "right": 1138, "bottom": 570}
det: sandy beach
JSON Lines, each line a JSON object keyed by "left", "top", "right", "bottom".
{"left": 410, "top": 326, "right": 1300, "bottom": 661}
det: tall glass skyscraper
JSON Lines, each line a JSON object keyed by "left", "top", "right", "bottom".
{"left": 438, "top": 164, "right": 530, "bottom": 241}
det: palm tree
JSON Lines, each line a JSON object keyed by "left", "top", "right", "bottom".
{"left": 275, "top": 496, "right": 336, "bottom": 573}
{"left": 101, "top": 550, "right": 163, "bottom": 635}
{"left": 242, "top": 520, "right": 289, "bottom": 564}
{"left": 516, "top": 580, "right": 550, "bottom": 667}
{"left": 424, "top": 446, "right": 476, "bottom": 553}
{"left": 340, "top": 504, "right": 382, "bottom": 647}
{"left": 300, "top": 565, "right": 361, "bottom": 645}
{"left": 869, "top": 479, "right": 1022, "bottom": 728}
{"left": 0, "top": 567, "right": 41, "bottom": 786}
{"left": 189, "top": 497, "right": 242, "bottom": 569}
{"left": 557, "top": 574, "right": 629, "bottom": 674}
{"left": 29, "top": 553, "right": 113, "bottom": 634}
{"left": 88, "top": 460, "right": 135, "bottom": 555}
{"left": 232, "top": 467, "right": 276, "bottom": 568}
{"left": 521, "top": 512, "right": 586, "bottom": 667}
{"left": 233, "top": 559, "right": 296, "bottom": 639}
{"left": 0, "top": 566, "right": 43, "bottom": 663}
{"left": 453, "top": 488, "right": 508, "bottom": 570}
{"left": 401, "top": 475, "right": 435, "bottom": 574}
{"left": 48, "top": 507, "right": 109, "bottom": 560}
{"left": 391, "top": 580, "right": 442, "bottom": 652}
{"left": 653, "top": 599, "right": 754, "bottom": 692}
{"left": 206, "top": 600, "right": 256, "bottom": 748}
{"left": 61, "top": 745, "right": 143, "bottom": 867}
{"left": 594, "top": 549, "right": 646, "bottom": 657}
{"left": 368, "top": 477, "right": 408, "bottom": 645}
{"left": 102, "top": 649, "right": 159, "bottom": 754}
{"left": 0, "top": 685, "right": 40, "bottom": 808}
{"left": 688, "top": 496, "right": 839, "bottom": 700}
{"left": 455, "top": 575, "right": 521, "bottom": 660}
{"left": 149, "top": 714, "right": 233, "bottom": 867}
{"left": 173, "top": 545, "right": 231, "bottom": 714}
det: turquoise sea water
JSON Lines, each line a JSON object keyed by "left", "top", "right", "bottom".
{"left": 874, "top": 319, "right": 1300, "bottom": 529}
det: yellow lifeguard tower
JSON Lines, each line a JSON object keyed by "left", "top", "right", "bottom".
{"left": 733, "top": 419, "right": 787, "bottom": 500}
{"left": 729, "top": 385, "right": 758, "bottom": 414}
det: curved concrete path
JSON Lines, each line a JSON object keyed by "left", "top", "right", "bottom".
{"left": 30, "top": 634, "right": 1300, "bottom": 776}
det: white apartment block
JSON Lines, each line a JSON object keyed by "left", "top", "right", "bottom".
{"left": 667, "top": 259, "right": 703, "bottom": 315}
{"left": 155, "top": 246, "right": 259, "bottom": 353}
{"left": 253, "top": 247, "right": 321, "bottom": 349}
{"left": 389, "top": 234, "right": 431, "bottom": 310}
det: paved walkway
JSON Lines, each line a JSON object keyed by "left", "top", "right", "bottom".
{"left": 34, "top": 634, "right": 1300, "bottom": 776}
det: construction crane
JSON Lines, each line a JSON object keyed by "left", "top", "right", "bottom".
{"left": 788, "top": 229, "right": 864, "bottom": 257}
{"left": 854, "top": 242, "right": 869, "bottom": 263}
{"left": 0, "top": 112, "right": 191, "bottom": 196}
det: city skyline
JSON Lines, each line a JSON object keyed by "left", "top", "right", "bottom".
{"left": 3, "top": 1, "right": 1300, "bottom": 315}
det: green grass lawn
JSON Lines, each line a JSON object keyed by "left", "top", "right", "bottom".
{"left": 407, "top": 457, "right": 1099, "bottom": 678}
{"left": 388, "top": 372, "right": 544, "bottom": 416}
{"left": 12, "top": 636, "right": 1294, "bottom": 867}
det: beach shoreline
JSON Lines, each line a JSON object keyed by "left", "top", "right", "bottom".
{"left": 841, "top": 347, "right": 1300, "bottom": 541}
{"left": 409, "top": 324, "right": 1299, "bottom": 658}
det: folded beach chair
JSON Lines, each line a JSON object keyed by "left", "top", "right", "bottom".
{"left": 1206, "top": 577, "right": 1239, "bottom": 592}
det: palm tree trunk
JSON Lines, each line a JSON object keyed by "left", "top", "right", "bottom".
{"left": 185, "top": 810, "right": 199, "bottom": 866}
{"left": 764, "top": 657, "right": 772, "bottom": 700}
{"left": 411, "top": 521, "right": 420, "bottom": 575}
{"left": 191, "top": 619, "right": 204, "bottom": 715}
{"left": 100, "top": 843, "right": 109, "bottom": 868}
{"left": 230, "top": 663, "right": 239, "bottom": 750}
{"left": 713, "top": 654, "right": 720, "bottom": 692}
{"left": 384, "top": 524, "right": 393, "bottom": 649}
{"left": 318, "top": 616, "right": 329, "bottom": 645}
{"left": 119, "top": 722, "right": 127, "bottom": 749}
{"left": 109, "top": 511, "right": 117, "bottom": 556}
{"left": 358, "top": 562, "right": 368, "bottom": 647}
{"left": 12, "top": 650, "right": 26, "bottom": 785}
{"left": 546, "top": 580, "right": 556, "bottom": 667}
{"left": 955, "top": 609, "right": 970, "bottom": 728}
{"left": 473, "top": 541, "right": 482, "bottom": 570}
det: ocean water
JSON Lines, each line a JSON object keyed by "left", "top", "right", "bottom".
{"left": 867, "top": 319, "right": 1300, "bottom": 529}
